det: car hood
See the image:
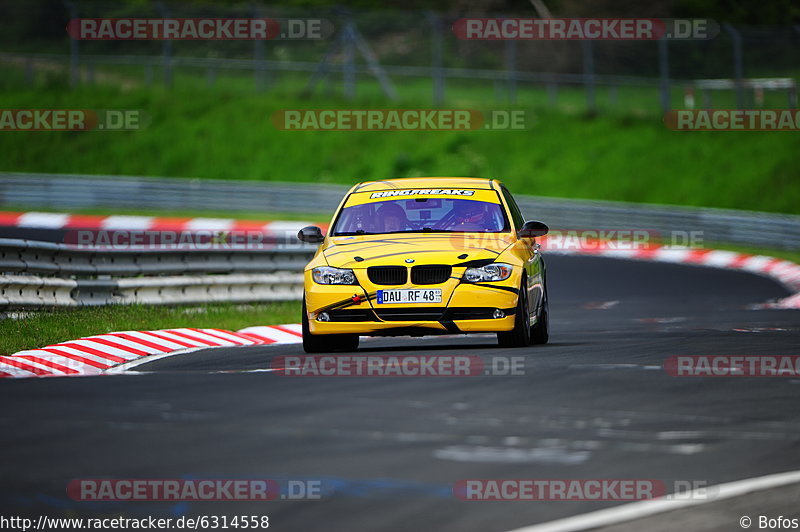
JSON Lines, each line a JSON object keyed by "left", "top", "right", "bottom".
{"left": 322, "top": 233, "right": 516, "bottom": 268}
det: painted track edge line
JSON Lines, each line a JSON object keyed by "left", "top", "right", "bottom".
{"left": 503, "top": 469, "right": 800, "bottom": 532}
{"left": 104, "top": 347, "right": 206, "bottom": 374}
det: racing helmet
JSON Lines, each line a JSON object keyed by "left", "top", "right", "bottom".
{"left": 376, "top": 202, "right": 408, "bottom": 231}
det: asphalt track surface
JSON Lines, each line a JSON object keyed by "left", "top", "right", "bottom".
{"left": 2, "top": 255, "right": 799, "bottom": 531}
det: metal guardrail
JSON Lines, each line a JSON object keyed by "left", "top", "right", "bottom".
{"left": 513, "top": 197, "right": 800, "bottom": 252}
{"left": 3, "top": 172, "right": 799, "bottom": 251}
{"left": 0, "top": 238, "right": 314, "bottom": 277}
{"left": 0, "top": 273, "right": 304, "bottom": 308}
{"left": 0, "top": 238, "right": 314, "bottom": 308}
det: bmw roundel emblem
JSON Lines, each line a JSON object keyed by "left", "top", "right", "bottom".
{"left": 405, "top": 258, "right": 415, "bottom": 264}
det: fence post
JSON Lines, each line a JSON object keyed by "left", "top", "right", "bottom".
{"left": 64, "top": 1, "right": 79, "bottom": 86}
{"left": 145, "top": 64, "right": 153, "bottom": 86}
{"left": 25, "top": 58, "right": 34, "bottom": 85}
{"left": 505, "top": 38, "right": 517, "bottom": 104}
{"left": 791, "top": 27, "right": 799, "bottom": 108}
{"left": 158, "top": 2, "right": 173, "bottom": 88}
{"left": 207, "top": 66, "right": 217, "bottom": 87}
{"left": 683, "top": 86, "right": 695, "bottom": 108}
{"left": 581, "top": 40, "right": 596, "bottom": 113}
{"left": 342, "top": 13, "right": 356, "bottom": 100}
{"left": 658, "top": 37, "right": 670, "bottom": 112}
{"left": 253, "top": 5, "right": 267, "bottom": 91}
{"left": 703, "top": 89, "right": 713, "bottom": 108}
{"left": 723, "top": 23, "right": 744, "bottom": 109}
{"left": 547, "top": 76, "right": 558, "bottom": 106}
{"left": 426, "top": 11, "right": 445, "bottom": 107}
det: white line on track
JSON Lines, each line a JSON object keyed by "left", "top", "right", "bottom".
{"left": 504, "top": 469, "right": 800, "bottom": 532}
{"left": 104, "top": 347, "right": 206, "bottom": 374}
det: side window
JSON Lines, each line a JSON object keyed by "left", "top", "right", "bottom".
{"left": 501, "top": 187, "right": 525, "bottom": 230}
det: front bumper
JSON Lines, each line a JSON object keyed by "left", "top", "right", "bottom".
{"left": 304, "top": 268, "right": 520, "bottom": 336}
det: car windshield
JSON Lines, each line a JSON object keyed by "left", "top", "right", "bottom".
{"left": 332, "top": 197, "right": 510, "bottom": 235}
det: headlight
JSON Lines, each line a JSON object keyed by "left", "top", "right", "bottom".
{"left": 463, "top": 263, "right": 513, "bottom": 282}
{"left": 312, "top": 266, "right": 357, "bottom": 285}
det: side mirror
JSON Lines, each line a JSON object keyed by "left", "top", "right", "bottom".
{"left": 518, "top": 220, "right": 549, "bottom": 238}
{"left": 297, "top": 225, "right": 326, "bottom": 244}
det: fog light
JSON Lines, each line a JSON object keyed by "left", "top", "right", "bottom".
{"left": 493, "top": 309, "right": 505, "bottom": 319}
{"left": 317, "top": 312, "right": 330, "bottom": 322}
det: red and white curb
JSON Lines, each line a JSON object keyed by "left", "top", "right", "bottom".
{"left": 549, "top": 245, "right": 800, "bottom": 309}
{"left": 0, "top": 324, "right": 301, "bottom": 379}
{"left": 0, "top": 210, "right": 325, "bottom": 235}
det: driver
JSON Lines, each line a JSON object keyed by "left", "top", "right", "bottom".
{"left": 450, "top": 201, "right": 492, "bottom": 230}
{"left": 377, "top": 203, "right": 409, "bottom": 232}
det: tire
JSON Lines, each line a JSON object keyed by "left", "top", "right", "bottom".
{"left": 302, "top": 298, "right": 360, "bottom": 353}
{"left": 497, "top": 280, "right": 531, "bottom": 348}
{"left": 530, "top": 287, "right": 549, "bottom": 345}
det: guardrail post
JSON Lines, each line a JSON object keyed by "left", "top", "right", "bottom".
{"left": 658, "top": 36, "right": 670, "bottom": 112}
{"left": 581, "top": 39, "right": 596, "bottom": 113}
{"left": 723, "top": 23, "right": 744, "bottom": 109}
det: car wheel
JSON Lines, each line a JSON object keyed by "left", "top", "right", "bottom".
{"left": 302, "top": 298, "right": 360, "bottom": 353}
{"left": 530, "top": 287, "right": 549, "bottom": 345}
{"left": 497, "top": 279, "right": 531, "bottom": 348}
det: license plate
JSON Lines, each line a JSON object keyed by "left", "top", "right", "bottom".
{"left": 376, "top": 289, "right": 442, "bottom": 304}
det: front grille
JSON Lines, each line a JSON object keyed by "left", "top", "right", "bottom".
{"left": 375, "top": 307, "right": 446, "bottom": 321}
{"left": 445, "top": 307, "right": 515, "bottom": 320}
{"left": 327, "top": 309, "right": 379, "bottom": 322}
{"left": 372, "top": 307, "right": 515, "bottom": 322}
{"left": 367, "top": 266, "right": 407, "bottom": 285}
{"left": 411, "top": 265, "right": 452, "bottom": 285}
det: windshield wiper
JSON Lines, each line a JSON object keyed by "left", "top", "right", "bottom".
{"left": 333, "top": 230, "right": 374, "bottom": 236}
{"left": 394, "top": 228, "right": 456, "bottom": 233}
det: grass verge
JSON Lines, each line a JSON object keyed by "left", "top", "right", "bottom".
{"left": 0, "top": 65, "right": 798, "bottom": 214}
{"left": 2, "top": 301, "right": 301, "bottom": 356}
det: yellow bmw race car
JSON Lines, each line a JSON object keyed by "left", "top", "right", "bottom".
{"left": 297, "top": 177, "right": 549, "bottom": 352}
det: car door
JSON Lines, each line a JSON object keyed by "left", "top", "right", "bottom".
{"left": 501, "top": 185, "right": 545, "bottom": 314}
